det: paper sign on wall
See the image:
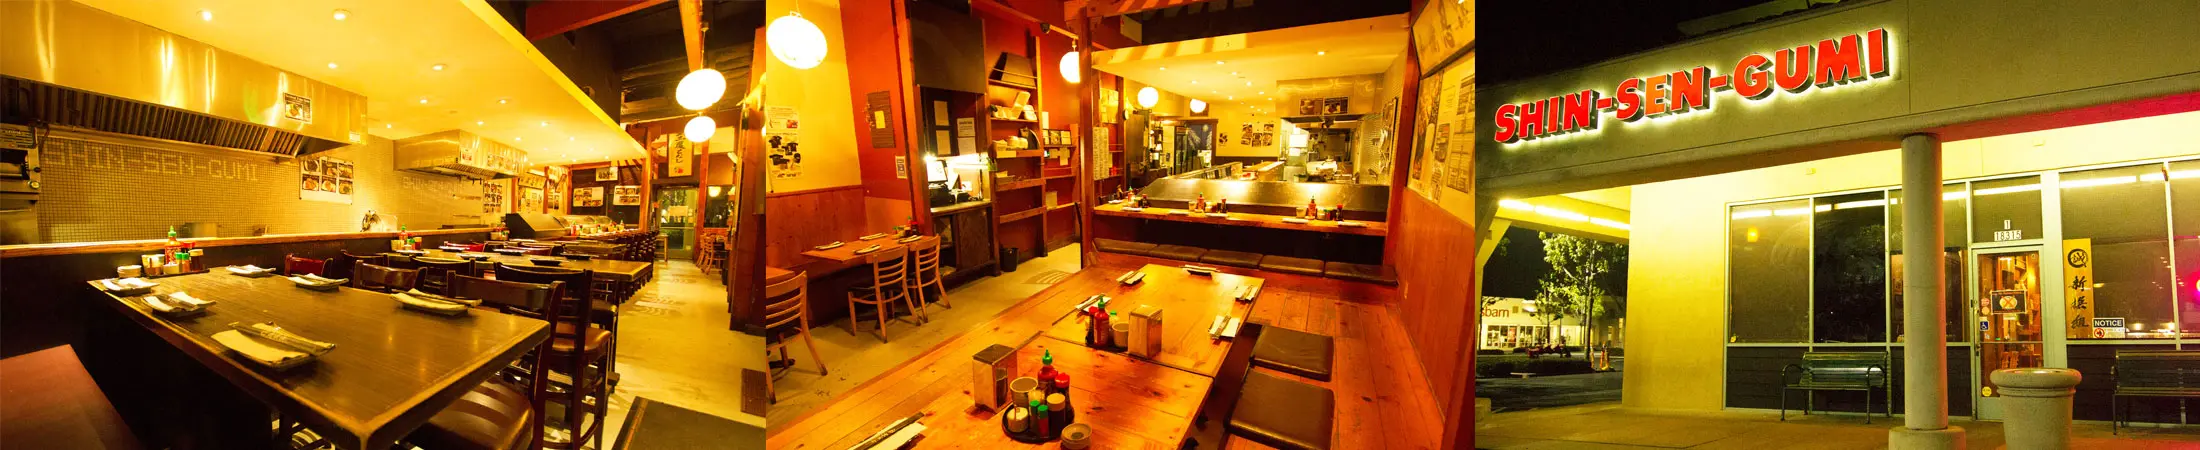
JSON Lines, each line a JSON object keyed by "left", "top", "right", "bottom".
{"left": 2065, "top": 239, "right": 2096, "bottom": 338}
{"left": 895, "top": 156, "right": 908, "bottom": 179}
{"left": 668, "top": 136, "right": 694, "bottom": 177}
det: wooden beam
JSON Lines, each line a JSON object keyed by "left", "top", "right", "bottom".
{"left": 523, "top": 0, "right": 669, "bottom": 41}
{"left": 678, "top": 0, "right": 707, "bottom": 71}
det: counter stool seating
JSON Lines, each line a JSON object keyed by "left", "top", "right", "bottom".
{"left": 903, "top": 236, "right": 950, "bottom": 314}
{"left": 1149, "top": 244, "right": 1208, "bottom": 262}
{"left": 352, "top": 262, "right": 422, "bottom": 293}
{"left": 2111, "top": 350, "right": 2200, "bottom": 433}
{"left": 1200, "top": 250, "right": 1265, "bottom": 269}
{"left": 1257, "top": 255, "right": 1326, "bottom": 276}
{"left": 847, "top": 246, "right": 921, "bottom": 342}
{"left": 1779, "top": 351, "right": 1891, "bottom": 423}
{"left": 1250, "top": 325, "right": 1335, "bottom": 382}
{"left": 284, "top": 254, "right": 327, "bottom": 277}
{"left": 763, "top": 272, "right": 826, "bottom": 403}
{"left": 1094, "top": 238, "right": 1157, "bottom": 256}
{"left": 1229, "top": 370, "right": 1336, "bottom": 450}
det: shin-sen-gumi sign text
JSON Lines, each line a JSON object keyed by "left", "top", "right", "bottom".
{"left": 1494, "top": 28, "right": 1892, "bottom": 143}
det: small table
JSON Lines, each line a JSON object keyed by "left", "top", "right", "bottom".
{"left": 798, "top": 234, "right": 913, "bottom": 264}
{"left": 799, "top": 341, "right": 1209, "bottom": 449}
{"left": 407, "top": 250, "right": 653, "bottom": 304}
{"left": 87, "top": 271, "right": 549, "bottom": 450}
{"left": 1040, "top": 264, "right": 1264, "bottom": 376}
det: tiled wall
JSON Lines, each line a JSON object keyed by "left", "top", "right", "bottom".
{"left": 37, "top": 134, "right": 490, "bottom": 243}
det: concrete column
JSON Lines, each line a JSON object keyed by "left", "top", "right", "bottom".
{"left": 1890, "top": 133, "right": 1967, "bottom": 449}
{"left": 1991, "top": 368, "right": 2081, "bottom": 450}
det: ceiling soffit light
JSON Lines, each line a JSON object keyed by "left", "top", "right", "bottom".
{"left": 685, "top": 116, "right": 718, "bottom": 142}
{"left": 767, "top": 12, "right": 828, "bottom": 70}
{"left": 676, "top": 69, "right": 728, "bottom": 110}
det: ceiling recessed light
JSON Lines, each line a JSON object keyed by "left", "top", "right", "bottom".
{"left": 1245, "top": 81, "right": 1252, "bottom": 86}
{"left": 417, "top": 98, "right": 428, "bottom": 104}
{"left": 1227, "top": 96, "right": 1234, "bottom": 100}
{"left": 569, "top": 137, "right": 576, "bottom": 141}
{"left": 332, "top": 9, "right": 348, "bottom": 21}
{"left": 476, "top": 121, "right": 484, "bottom": 126}
{"left": 499, "top": 99, "right": 509, "bottom": 105}
{"left": 327, "top": 62, "right": 338, "bottom": 69}
{"left": 1159, "top": 67, "right": 1166, "bottom": 71}
{"left": 540, "top": 121, "right": 548, "bottom": 127}
{"left": 515, "top": 137, "right": 522, "bottom": 141}
{"left": 1317, "top": 51, "right": 1326, "bottom": 56}
{"left": 385, "top": 123, "right": 392, "bottom": 129}
{"left": 1259, "top": 91, "right": 1265, "bottom": 95}
{"left": 431, "top": 64, "right": 447, "bottom": 71}
{"left": 1215, "top": 61, "right": 1224, "bottom": 65}
{"left": 1190, "top": 80, "right": 1198, "bottom": 84}
{"left": 199, "top": 10, "right": 212, "bottom": 21}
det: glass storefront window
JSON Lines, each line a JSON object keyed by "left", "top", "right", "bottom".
{"left": 2169, "top": 161, "right": 2200, "bottom": 334}
{"left": 1730, "top": 199, "right": 1812, "bottom": 343}
{"left": 1813, "top": 192, "right": 1888, "bottom": 343}
{"left": 2062, "top": 165, "right": 2174, "bottom": 339}
{"left": 1889, "top": 184, "right": 1969, "bottom": 343}
{"left": 1972, "top": 176, "right": 2043, "bottom": 244}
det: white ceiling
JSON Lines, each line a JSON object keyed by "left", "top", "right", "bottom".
{"left": 76, "top": 0, "right": 648, "bottom": 166}
{"left": 1093, "top": 14, "right": 1408, "bottom": 115}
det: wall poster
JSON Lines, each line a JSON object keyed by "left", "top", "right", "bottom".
{"left": 1444, "top": 76, "right": 1477, "bottom": 194}
{"left": 612, "top": 185, "right": 643, "bottom": 206}
{"left": 573, "top": 186, "right": 605, "bottom": 207}
{"left": 300, "top": 156, "right": 354, "bottom": 204}
{"left": 596, "top": 166, "right": 618, "bottom": 181}
{"left": 2064, "top": 239, "right": 2096, "bottom": 338}
{"left": 481, "top": 181, "right": 506, "bottom": 214}
{"left": 766, "top": 105, "right": 803, "bottom": 179}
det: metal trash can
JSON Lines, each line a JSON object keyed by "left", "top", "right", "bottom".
{"left": 1001, "top": 248, "right": 1021, "bottom": 272}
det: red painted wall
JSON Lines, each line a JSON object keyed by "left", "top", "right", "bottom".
{"left": 843, "top": 0, "right": 914, "bottom": 202}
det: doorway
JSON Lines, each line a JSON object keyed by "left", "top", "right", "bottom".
{"left": 1969, "top": 246, "right": 2045, "bottom": 420}
{"left": 658, "top": 186, "right": 698, "bottom": 260}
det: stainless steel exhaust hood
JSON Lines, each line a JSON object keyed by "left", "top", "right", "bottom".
{"left": 394, "top": 130, "right": 529, "bottom": 180}
{"left": 0, "top": 0, "right": 367, "bottom": 157}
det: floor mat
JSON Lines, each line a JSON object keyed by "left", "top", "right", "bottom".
{"left": 1025, "top": 269, "right": 1071, "bottom": 285}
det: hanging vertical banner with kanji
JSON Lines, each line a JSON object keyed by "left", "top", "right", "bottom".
{"left": 2064, "top": 239, "right": 2094, "bottom": 338}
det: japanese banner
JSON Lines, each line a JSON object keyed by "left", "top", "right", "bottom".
{"left": 2064, "top": 239, "right": 2094, "bottom": 338}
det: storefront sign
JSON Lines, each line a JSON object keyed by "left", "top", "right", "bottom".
{"left": 1492, "top": 28, "right": 1891, "bottom": 143}
{"left": 2065, "top": 239, "right": 2095, "bottom": 338}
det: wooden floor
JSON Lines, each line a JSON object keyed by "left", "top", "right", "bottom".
{"left": 765, "top": 255, "right": 1443, "bottom": 449}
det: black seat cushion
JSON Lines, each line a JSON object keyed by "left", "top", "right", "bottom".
{"left": 1322, "top": 262, "right": 1394, "bottom": 285}
{"left": 1229, "top": 371, "right": 1335, "bottom": 450}
{"left": 1201, "top": 250, "right": 1264, "bottom": 268}
{"left": 1258, "top": 255, "right": 1326, "bottom": 276}
{"left": 1252, "top": 326, "right": 1335, "bottom": 381}
{"left": 1094, "top": 239, "right": 1158, "bottom": 256}
{"left": 1149, "top": 244, "right": 1208, "bottom": 262}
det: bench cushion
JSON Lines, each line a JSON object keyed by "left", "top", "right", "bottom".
{"left": 1252, "top": 326, "right": 1335, "bottom": 381}
{"left": 1259, "top": 255, "right": 1326, "bottom": 276}
{"left": 1149, "top": 244, "right": 1209, "bottom": 262}
{"left": 1094, "top": 239, "right": 1158, "bottom": 256}
{"left": 1201, "top": 250, "right": 1265, "bottom": 268}
{"left": 1321, "top": 262, "right": 1393, "bottom": 284}
{"left": 1229, "top": 371, "right": 1335, "bottom": 450}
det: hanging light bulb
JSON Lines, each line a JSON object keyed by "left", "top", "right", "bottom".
{"left": 676, "top": 69, "right": 727, "bottom": 110}
{"left": 1190, "top": 99, "right": 1207, "bottom": 114}
{"left": 685, "top": 115, "right": 717, "bottom": 142}
{"left": 1059, "top": 51, "right": 1080, "bottom": 83}
{"left": 1137, "top": 87, "right": 1159, "bottom": 109}
{"left": 767, "top": 12, "right": 828, "bottom": 69}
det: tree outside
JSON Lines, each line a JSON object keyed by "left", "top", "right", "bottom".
{"left": 1535, "top": 232, "right": 1627, "bottom": 366}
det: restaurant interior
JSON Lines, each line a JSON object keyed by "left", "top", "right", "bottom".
{"left": 1, "top": 0, "right": 772, "bottom": 448}
{"left": 754, "top": 0, "right": 1480, "bottom": 449}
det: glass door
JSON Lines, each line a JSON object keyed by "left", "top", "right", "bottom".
{"left": 657, "top": 187, "right": 698, "bottom": 260}
{"left": 1971, "top": 247, "right": 2044, "bottom": 420}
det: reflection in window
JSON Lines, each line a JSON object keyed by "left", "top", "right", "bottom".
{"left": 2062, "top": 165, "right": 2173, "bottom": 339}
{"left": 1889, "top": 184, "right": 1969, "bottom": 342}
{"left": 2169, "top": 161, "right": 2200, "bottom": 334}
{"left": 1730, "top": 199, "right": 1812, "bottom": 343}
{"left": 1813, "top": 192, "right": 1887, "bottom": 343}
{"left": 1973, "top": 176, "right": 2043, "bottom": 244}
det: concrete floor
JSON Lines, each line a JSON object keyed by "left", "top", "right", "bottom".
{"left": 593, "top": 260, "right": 764, "bottom": 446}
{"left": 762, "top": 244, "right": 1086, "bottom": 427}
{"left": 1475, "top": 402, "right": 2200, "bottom": 449}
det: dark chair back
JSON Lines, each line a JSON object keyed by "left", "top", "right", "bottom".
{"left": 284, "top": 254, "right": 327, "bottom": 277}
{"left": 353, "top": 262, "right": 422, "bottom": 293}
{"left": 494, "top": 264, "right": 596, "bottom": 320}
{"left": 412, "top": 258, "right": 477, "bottom": 295}
{"left": 381, "top": 254, "right": 420, "bottom": 271}
{"left": 449, "top": 275, "right": 557, "bottom": 317}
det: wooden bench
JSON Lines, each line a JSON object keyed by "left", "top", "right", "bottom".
{"left": 1780, "top": 351, "right": 1891, "bottom": 423}
{"left": 2112, "top": 350, "right": 2200, "bottom": 434}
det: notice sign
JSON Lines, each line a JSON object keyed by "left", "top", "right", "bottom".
{"left": 2065, "top": 239, "right": 2096, "bottom": 338}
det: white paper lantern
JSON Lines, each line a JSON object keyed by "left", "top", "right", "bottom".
{"left": 1189, "top": 99, "right": 1207, "bottom": 114}
{"left": 684, "top": 116, "right": 717, "bottom": 142}
{"left": 1136, "top": 87, "right": 1158, "bottom": 109}
{"left": 1059, "top": 51, "right": 1080, "bottom": 83}
{"left": 767, "top": 12, "right": 828, "bottom": 69}
{"left": 675, "top": 69, "right": 726, "bottom": 111}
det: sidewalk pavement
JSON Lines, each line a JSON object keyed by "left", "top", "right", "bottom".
{"left": 1475, "top": 402, "right": 2200, "bottom": 449}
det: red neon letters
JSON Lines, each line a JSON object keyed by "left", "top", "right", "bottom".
{"left": 1494, "top": 28, "right": 1891, "bottom": 143}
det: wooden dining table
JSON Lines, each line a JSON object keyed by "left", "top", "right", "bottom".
{"left": 767, "top": 261, "right": 1243, "bottom": 449}
{"left": 405, "top": 250, "right": 651, "bottom": 284}
{"left": 86, "top": 270, "right": 550, "bottom": 450}
{"left": 798, "top": 233, "right": 918, "bottom": 264}
{"left": 1039, "top": 264, "right": 1264, "bottom": 376}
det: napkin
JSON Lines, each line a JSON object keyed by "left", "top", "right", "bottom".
{"left": 395, "top": 293, "right": 470, "bottom": 315}
{"left": 212, "top": 330, "right": 311, "bottom": 368}
{"left": 853, "top": 245, "right": 882, "bottom": 255}
{"left": 859, "top": 232, "right": 890, "bottom": 240}
{"left": 896, "top": 235, "right": 923, "bottom": 243}
{"left": 814, "top": 241, "right": 845, "bottom": 250}
{"left": 169, "top": 292, "right": 215, "bottom": 308}
{"left": 404, "top": 289, "right": 482, "bottom": 307}
{"left": 234, "top": 322, "right": 336, "bottom": 355}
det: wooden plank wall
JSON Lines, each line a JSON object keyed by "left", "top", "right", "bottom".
{"left": 762, "top": 186, "right": 868, "bottom": 270}
{"left": 1391, "top": 192, "right": 1477, "bottom": 446}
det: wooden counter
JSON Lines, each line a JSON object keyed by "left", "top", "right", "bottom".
{"left": 1091, "top": 202, "right": 1387, "bottom": 237}
{"left": 0, "top": 228, "right": 497, "bottom": 259}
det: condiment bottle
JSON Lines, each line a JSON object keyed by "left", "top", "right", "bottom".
{"left": 1304, "top": 198, "right": 1318, "bottom": 218}
{"left": 1091, "top": 307, "right": 1113, "bottom": 348}
{"left": 1034, "top": 351, "right": 1058, "bottom": 395}
{"left": 1034, "top": 403, "right": 1051, "bottom": 438}
{"left": 1053, "top": 373, "right": 1072, "bottom": 408}
{"left": 163, "top": 226, "right": 181, "bottom": 262}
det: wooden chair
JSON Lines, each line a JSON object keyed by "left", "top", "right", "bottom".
{"left": 330, "top": 251, "right": 385, "bottom": 280}
{"left": 903, "top": 236, "right": 949, "bottom": 313}
{"left": 846, "top": 247, "right": 921, "bottom": 342}
{"left": 412, "top": 258, "right": 477, "bottom": 295}
{"left": 492, "top": 264, "right": 611, "bottom": 450}
{"left": 382, "top": 254, "right": 420, "bottom": 271}
{"left": 283, "top": 254, "right": 326, "bottom": 277}
{"left": 352, "top": 262, "right": 421, "bottom": 293}
{"left": 441, "top": 275, "right": 560, "bottom": 450}
{"left": 764, "top": 272, "right": 826, "bottom": 403}
{"left": 696, "top": 234, "right": 725, "bottom": 274}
